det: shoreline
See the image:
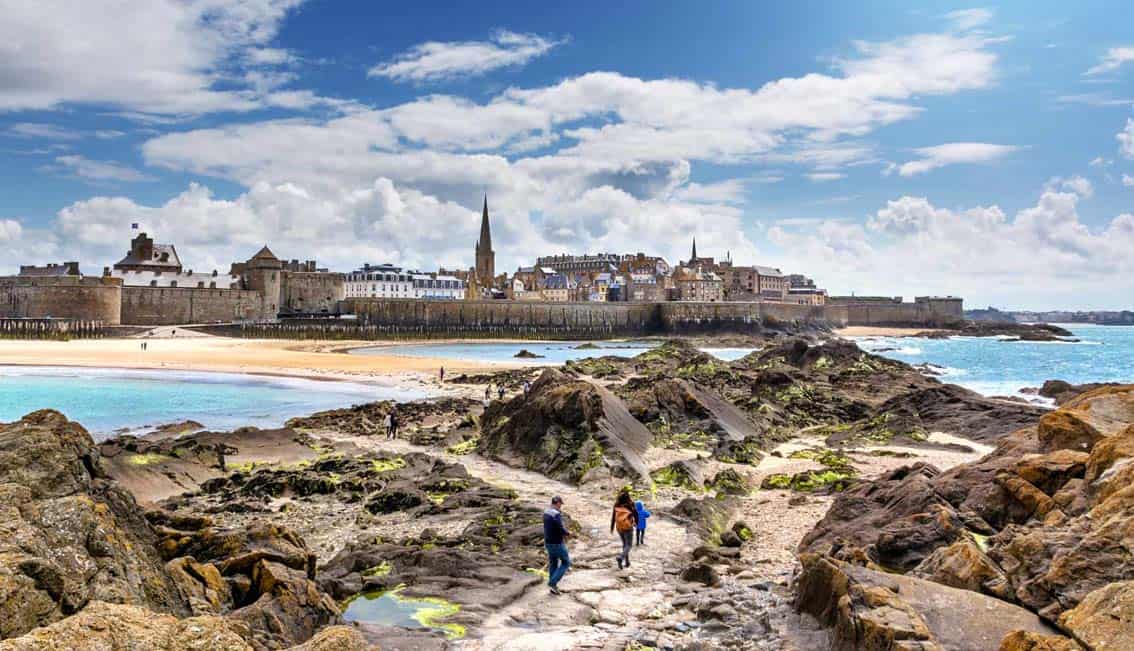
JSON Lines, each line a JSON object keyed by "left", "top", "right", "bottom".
{"left": 833, "top": 326, "right": 936, "bottom": 337}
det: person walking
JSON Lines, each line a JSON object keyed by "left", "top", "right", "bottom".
{"left": 439, "top": 367, "right": 445, "bottom": 384}
{"left": 497, "top": 385, "right": 505, "bottom": 400}
{"left": 484, "top": 385, "right": 492, "bottom": 402}
{"left": 389, "top": 411, "right": 399, "bottom": 440}
{"left": 611, "top": 490, "right": 638, "bottom": 570}
{"left": 522, "top": 380, "right": 531, "bottom": 398}
{"left": 634, "top": 500, "right": 651, "bottom": 546}
{"left": 383, "top": 411, "right": 394, "bottom": 440}
{"left": 543, "top": 496, "right": 571, "bottom": 595}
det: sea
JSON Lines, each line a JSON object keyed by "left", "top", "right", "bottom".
{"left": 3, "top": 325, "right": 1130, "bottom": 436}
{"left": 0, "top": 366, "right": 424, "bottom": 440}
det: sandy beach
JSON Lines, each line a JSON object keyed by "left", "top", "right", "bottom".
{"left": 0, "top": 331, "right": 515, "bottom": 386}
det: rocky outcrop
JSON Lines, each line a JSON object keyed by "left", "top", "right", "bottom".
{"left": 0, "top": 410, "right": 190, "bottom": 638}
{"left": 0, "top": 410, "right": 349, "bottom": 649}
{"left": 797, "top": 385, "right": 1134, "bottom": 649}
{"left": 1035, "top": 379, "right": 1122, "bottom": 406}
{"left": 796, "top": 553, "right": 1057, "bottom": 651}
{"left": 478, "top": 368, "right": 651, "bottom": 483}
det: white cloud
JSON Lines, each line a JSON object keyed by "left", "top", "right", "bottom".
{"left": 1086, "top": 46, "right": 1134, "bottom": 76}
{"left": 944, "top": 8, "right": 993, "bottom": 31}
{"left": 1045, "top": 175, "right": 1094, "bottom": 198}
{"left": 806, "top": 172, "right": 844, "bottom": 182}
{"left": 1119, "top": 118, "right": 1134, "bottom": 158}
{"left": 53, "top": 155, "right": 155, "bottom": 183}
{"left": 0, "top": 218, "right": 22, "bottom": 242}
{"left": 94, "top": 130, "right": 126, "bottom": 139}
{"left": 0, "top": 0, "right": 309, "bottom": 115}
{"left": 369, "top": 30, "right": 564, "bottom": 82}
{"left": 767, "top": 189, "right": 1134, "bottom": 307}
{"left": 1123, "top": 174, "right": 1134, "bottom": 187}
{"left": 1089, "top": 156, "right": 1111, "bottom": 167}
{"left": 894, "top": 142, "right": 1018, "bottom": 176}
{"left": 671, "top": 180, "right": 748, "bottom": 204}
{"left": 6, "top": 122, "right": 81, "bottom": 140}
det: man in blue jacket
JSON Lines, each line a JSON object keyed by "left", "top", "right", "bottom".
{"left": 543, "top": 496, "right": 571, "bottom": 595}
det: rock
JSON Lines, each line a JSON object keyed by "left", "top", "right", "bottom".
{"left": 1037, "top": 411, "right": 1103, "bottom": 453}
{"left": 513, "top": 349, "right": 544, "bottom": 359}
{"left": 0, "top": 410, "right": 190, "bottom": 638}
{"left": 477, "top": 369, "right": 652, "bottom": 484}
{"left": 651, "top": 459, "right": 706, "bottom": 491}
{"left": 999, "top": 630, "right": 1084, "bottom": 650}
{"left": 719, "top": 530, "right": 743, "bottom": 548}
{"left": 680, "top": 564, "right": 720, "bottom": 587}
{"left": 1037, "top": 380, "right": 1122, "bottom": 406}
{"left": 708, "top": 468, "right": 752, "bottom": 495}
{"left": 1056, "top": 580, "right": 1134, "bottom": 650}
{"left": 671, "top": 496, "right": 735, "bottom": 544}
{"left": 1012, "top": 450, "right": 1088, "bottom": 495}
{"left": 286, "top": 626, "right": 373, "bottom": 650}
{"left": 229, "top": 560, "right": 340, "bottom": 650}
{"left": 0, "top": 601, "right": 251, "bottom": 651}
{"left": 911, "top": 538, "right": 1013, "bottom": 600}
{"left": 796, "top": 553, "right": 1058, "bottom": 651}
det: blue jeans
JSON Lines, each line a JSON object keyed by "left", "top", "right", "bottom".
{"left": 546, "top": 543, "right": 571, "bottom": 587}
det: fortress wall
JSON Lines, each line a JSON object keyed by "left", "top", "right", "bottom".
{"left": 121, "top": 287, "right": 269, "bottom": 325}
{"left": 655, "top": 301, "right": 833, "bottom": 333}
{"left": 280, "top": 272, "right": 345, "bottom": 315}
{"left": 0, "top": 276, "right": 121, "bottom": 324}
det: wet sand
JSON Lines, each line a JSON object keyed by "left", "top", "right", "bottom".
{"left": 0, "top": 334, "right": 516, "bottom": 387}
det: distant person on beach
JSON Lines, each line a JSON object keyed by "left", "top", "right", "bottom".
{"left": 543, "top": 496, "right": 571, "bottom": 595}
{"left": 498, "top": 385, "right": 505, "bottom": 400}
{"left": 484, "top": 385, "right": 492, "bottom": 401}
{"left": 611, "top": 490, "right": 639, "bottom": 569}
{"left": 440, "top": 367, "right": 445, "bottom": 383}
{"left": 384, "top": 412, "right": 394, "bottom": 439}
{"left": 523, "top": 380, "right": 531, "bottom": 398}
{"left": 634, "top": 500, "right": 651, "bottom": 546}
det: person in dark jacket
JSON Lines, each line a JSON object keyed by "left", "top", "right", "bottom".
{"left": 543, "top": 496, "right": 571, "bottom": 594}
{"left": 610, "top": 490, "right": 639, "bottom": 569}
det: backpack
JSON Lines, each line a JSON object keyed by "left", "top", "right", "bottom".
{"left": 614, "top": 506, "right": 634, "bottom": 532}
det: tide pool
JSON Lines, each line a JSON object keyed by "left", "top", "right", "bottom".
{"left": 0, "top": 366, "right": 425, "bottom": 439}
{"left": 350, "top": 340, "right": 756, "bottom": 364}
{"left": 855, "top": 324, "right": 1134, "bottom": 398}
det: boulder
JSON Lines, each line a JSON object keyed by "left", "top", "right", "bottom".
{"left": 1056, "top": 580, "right": 1134, "bottom": 650}
{"left": 911, "top": 538, "right": 1013, "bottom": 600}
{"left": 0, "top": 411, "right": 190, "bottom": 638}
{"left": 680, "top": 564, "right": 720, "bottom": 586}
{"left": 0, "top": 601, "right": 250, "bottom": 651}
{"left": 477, "top": 369, "right": 651, "bottom": 484}
{"left": 796, "top": 553, "right": 1058, "bottom": 651}
{"left": 998, "top": 630, "right": 1083, "bottom": 651}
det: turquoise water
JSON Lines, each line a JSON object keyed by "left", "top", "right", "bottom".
{"left": 0, "top": 366, "right": 426, "bottom": 439}
{"left": 351, "top": 340, "right": 756, "bottom": 364}
{"left": 341, "top": 590, "right": 462, "bottom": 638}
{"left": 855, "top": 324, "right": 1134, "bottom": 398}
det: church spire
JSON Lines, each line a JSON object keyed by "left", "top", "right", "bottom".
{"left": 478, "top": 194, "right": 492, "bottom": 251}
{"left": 690, "top": 237, "right": 697, "bottom": 264}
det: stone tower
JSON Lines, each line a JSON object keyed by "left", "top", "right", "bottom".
{"left": 474, "top": 195, "right": 495, "bottom": 289}
{"left": 243, "top": 245, "right": 282, "bottom": 318}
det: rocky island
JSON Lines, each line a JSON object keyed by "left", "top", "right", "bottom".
{"left": 0, "top": 338, "right": 1129, "bottom": 650}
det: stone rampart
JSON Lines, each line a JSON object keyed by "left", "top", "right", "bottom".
{"left": 0, "top": 276, "right": 121, "bottom": 324}
{"left": 121, "top": 287, "right": 269, "bottom": 325}
{"left": 280, "top": 271, "right": 345, "bottom": 315}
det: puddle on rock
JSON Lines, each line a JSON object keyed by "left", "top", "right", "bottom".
{"left": 341, "top": 588, "right": 464, "bottom": 639}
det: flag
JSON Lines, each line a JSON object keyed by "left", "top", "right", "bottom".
{"left": 131, "top": 223, "right": 139, "bottom": 229}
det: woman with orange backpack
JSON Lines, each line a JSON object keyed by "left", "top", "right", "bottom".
{"left": 610, "top": 490, "right": 639, "bottom": 570}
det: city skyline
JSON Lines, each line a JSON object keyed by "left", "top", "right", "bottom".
{"left": 1, "top": 1, "right": 1133, "bottom": 310}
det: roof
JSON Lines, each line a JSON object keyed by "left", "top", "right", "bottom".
{"left": 111, "top": 269, "right": 241, "bottom": 288}
{"left": 114, "top": 243, "right": 181, "bottom": 270}
{"left": 250, "top": 245, "right": 279, "bottom": 261}
{"left": 753, "top": 265, "right": 783, "bottom": 277}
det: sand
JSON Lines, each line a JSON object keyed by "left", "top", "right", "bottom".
{"left": 834, "top": 326, "right": 935, "bottom": 337}
{"left": 0, "top": 332, "right": 515, "bottom": 387}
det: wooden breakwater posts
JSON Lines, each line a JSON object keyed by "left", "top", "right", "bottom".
{"left": 0, "top": 318, "right": 111, "bottom": 340}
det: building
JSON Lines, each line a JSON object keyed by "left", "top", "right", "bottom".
{"left": 787, "top": 274, "right": 816, "bottom": 289}
{"left": 542, "top": 274, "right": 573, "bottom": 302}
{"left": 683, "top": 238, "right": 715, "bottom": 268}
{"left": 474, "top": 195, "right": 495, "bottom": 290}
{"left": 536, "top": 253, "right": 621, "bottom": 275}
{"left": 345, "top": 264, "right": 465, "bottom": 300}
{"left": 754, "top": 265, "right": 787, "bottom": 301}
{"left": 19, "top": 262, "right": 80, "bottom": 277}
{"left": 113, "top": 232, "right": 182, "bottom": 274}
{"left": 672, "top": 266, "right": 724, "bottom": 302}
{"left": 787, "top": 287, "right": 827, "bottom": 305}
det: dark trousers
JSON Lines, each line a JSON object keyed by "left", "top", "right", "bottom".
{"left": 546, "top": 543, "right": 571, "bottom": 587}
{"left": 618, "top": 530, "right": 634, "bottom": 566}
{"left": 636, "top": 528, "right": 645, "bottom": 545}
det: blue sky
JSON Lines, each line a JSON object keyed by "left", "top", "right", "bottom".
{"left": 1, "top": 0, "right": 1132, "bottom": 309}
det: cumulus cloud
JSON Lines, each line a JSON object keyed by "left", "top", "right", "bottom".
{"left": 53, "top": 156, "right": 155, "bottom": 183}
{"left": 1086, "top": 46, "right": 1134, "bottom": 76}
{"left": 0, "top": 218, "right": 22, "bottom": 242}
{"left": 0, "top": 0, "right": 309, "bottom": 115}
{"left": 767, "top": 189, "right": 1134, "bottom": 307}
{"left": 1119, "top": 118, "right": 1134, "bottom": 158}
{"left": 806, "top": 172, "right": 844, "bottom": 182}
{"left": 893, "top": 142, "right": 1018, "bottom": 176}
{"left": 1045, "top": 175, "right": 1094, "bottom": 198}
{"left": 1123, "top": 174, "right": 1134, "bottom": 187}
{"left": 369, "top": 30, "right": 564, "bottom": 82}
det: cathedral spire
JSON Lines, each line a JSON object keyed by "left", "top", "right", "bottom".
{"left": 475, "top": 194, "right": 495, "bottom": 289}
{"left": 690, "top": 237, "right": 697, "bottom": 264}
{"left": 478, "top": 194, "right": 492, "bottom": 251}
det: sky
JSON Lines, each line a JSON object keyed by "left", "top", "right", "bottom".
{"left": 1, "top": 0, "right": 1132, "bottom": 311}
